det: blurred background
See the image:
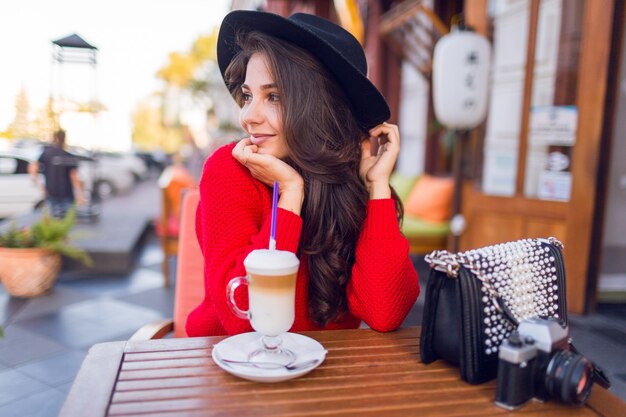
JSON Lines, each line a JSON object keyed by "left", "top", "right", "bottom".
{"left": 0, "top": 0, "right": 240, "bottom": 154}
{"left": 2, "top": 0, "right": 625, "bottom": 312}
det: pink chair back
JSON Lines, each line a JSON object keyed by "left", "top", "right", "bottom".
{"left": 173, "top": 188, "right": 204, "bottom": 337}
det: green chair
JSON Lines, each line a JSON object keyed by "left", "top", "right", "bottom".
{"left": 390, "top": 172, "right": 450, "bottom": 254}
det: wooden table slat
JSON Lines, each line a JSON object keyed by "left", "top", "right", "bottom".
{"left": 123, "top": 348, "right": 213, "bottom": 362}
{"left": 121, "top": 356, "right": 213, "bottom": 371}
{"left": 116, "top": 359, "right": 454, "bottom": 382}
{"left": 111, "top": 378, "right": 490, "bottom": 403}
{"left": 121, "top": 352, "right": 428, "bottom": 372}
{"left": 300, "top": 326, "right": 417, "bottom": 342}
{"left": 107, "top": 386, "right": 495, "bottom": 416}
{"left": 108, "top": 388, "right": 598, "bottom": 417}
{"left": 108, "top": 406, "right": 599, "bottom": 417}
{"left": 124, "top": 337, "right": 215, "bottom": 353}
{"left": 114, "top": 366, "right": 456, "bottom": 392}
{"left": 121, "top": 344, "right": 420, "bottom": 371}
{"left": 587, "top": 386, "right": 626, "bottom": 417}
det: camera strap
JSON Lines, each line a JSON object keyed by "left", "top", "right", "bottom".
{"left": 570, "top": 342, "right": 611, "bottom": 389}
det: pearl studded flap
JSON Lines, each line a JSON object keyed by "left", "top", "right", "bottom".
{"left": 419, "top": 237, "right": 567, "bottom": 385}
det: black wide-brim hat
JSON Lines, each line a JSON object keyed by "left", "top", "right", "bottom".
{"left": 217, "top": 10, "right": 390, "bottom": 130}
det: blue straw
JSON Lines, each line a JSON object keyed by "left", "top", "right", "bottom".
{"left": 269, "top": 181, "right": 278, "bottom": 250}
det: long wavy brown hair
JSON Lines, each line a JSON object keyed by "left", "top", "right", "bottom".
{"left": 225, "top": 31, "right": 402, "bottom": 326}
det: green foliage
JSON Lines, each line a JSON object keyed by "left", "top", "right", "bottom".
{"left": 191, "top": 29, "right": 218, "bottom": 62}
{"left": 156, "top": 29, "right": 219, "bottom": 88}
{"left": 7, "top": 86, "right": 32, "bottom": 139}
{"left": 131, "top": 101, "right": 184, "bottom": 153}
{"left": 156, "top": 52, "right": 197, "bottom": 87}
{"left": 0, "top": 208, "right": 92, "bottom": 266}
{"left": 132, "top": 26, "right": 223, "bottom": 151}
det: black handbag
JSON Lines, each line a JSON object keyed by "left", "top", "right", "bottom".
{"left": 419, "top": 237, "right": 568, "bottom": 384}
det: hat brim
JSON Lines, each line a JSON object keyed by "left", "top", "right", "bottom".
{"left": 217, "top": 10, "right": 390, "bottom": 130}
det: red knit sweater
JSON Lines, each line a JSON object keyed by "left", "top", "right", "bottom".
{"left": 186, "top": 143, "right": 419, "bottom": 336}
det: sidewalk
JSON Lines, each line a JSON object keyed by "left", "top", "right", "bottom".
{"left": 0, "top": 178, "right": 174, "bottom": 417}
{"left": 0, "top": 177, "right": 624, "bottom": 417}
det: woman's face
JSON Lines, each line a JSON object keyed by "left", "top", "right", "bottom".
{"left": 239, "top": 53, "right": 288, "bottom": 159}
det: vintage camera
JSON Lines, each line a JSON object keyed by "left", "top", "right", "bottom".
{"left": 495, "top": 317, "right": 609, "bottom": 410}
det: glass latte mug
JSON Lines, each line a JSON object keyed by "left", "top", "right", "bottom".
{"left": 226, "top": 249, "right": 300, "bottom": 364}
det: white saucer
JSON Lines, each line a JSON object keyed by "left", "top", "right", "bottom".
{"left": 212, "top": 332, "right": 327, "bottom": 383}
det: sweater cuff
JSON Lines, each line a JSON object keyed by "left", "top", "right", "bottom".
{"left": 362, "top": 198, "right": 402, "bottom": 240}
{"left": 276, "top": 208, "right": 302, "bottom": 252}
{"left": 256, "top": 207, "right": 302, "bottom": 253}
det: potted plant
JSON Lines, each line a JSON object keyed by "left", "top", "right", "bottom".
{"left": 0, "top": 208, "right": 92, "bottom": 297}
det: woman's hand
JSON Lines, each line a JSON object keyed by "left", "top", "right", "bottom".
{"left": 232, "top": 138, "right": 304, "bottom": 214}
{"left": 360, "top": 122, "right": 400, "bottom": 199}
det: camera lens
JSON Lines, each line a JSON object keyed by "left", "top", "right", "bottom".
{"left": 544, "top": 350, "right": 595, "bottom": 404}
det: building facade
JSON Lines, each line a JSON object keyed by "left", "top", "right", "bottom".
{"left": 231, "top": 0, "right": 625, "bottom": 314}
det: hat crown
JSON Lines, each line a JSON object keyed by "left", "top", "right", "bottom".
{"left": 288, "top": 13, "right": 367, "bottom": 76}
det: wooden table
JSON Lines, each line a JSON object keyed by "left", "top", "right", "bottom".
{"left": 60, "top": 327, "right": 625, "bottom": 417}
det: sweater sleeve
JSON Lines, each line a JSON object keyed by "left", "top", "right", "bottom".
{"left": 346, "top": 198, "right": 420, "bottom": 332}
{"left": 190, "top": 145, "right": 303, "bottom": 335}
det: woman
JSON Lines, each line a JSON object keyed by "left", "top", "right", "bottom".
{"left": 186, "top": 11, "right": 419, "bottom": 336}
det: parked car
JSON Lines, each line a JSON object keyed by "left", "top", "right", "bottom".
{"left": 66, "top": 148, "right": 147, "bottom": 199}
{"left": 98, "top": 151, "right": 149, "bottom": 183}
{"left": 65, "top": 150, "right": 128, "bottom": 199}
{"left": 4, "top": 143, "right": 148, "bottom": 202}
{"left": 134, "top": 150, "right": 167, "bottom": 173}
{"left": 0, "top": 151, "right": 45, "bottom": 219}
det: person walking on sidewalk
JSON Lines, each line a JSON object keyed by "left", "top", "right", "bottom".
{"left": 29, "top": 129, "right": 85, "bottom": 218}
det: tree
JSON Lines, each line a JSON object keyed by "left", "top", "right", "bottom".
{"left": 156, "top": 52, "right": 197, "bottom": 88}
{"left": 131, "top": 95, "right": 183, "bottom": 153}
{"left": 6, "top": 86, "right": 32, "bottom": 139}
{"left": 132, "top": 26, "right": 238, "bottom": 152}
{"left": 31, "top": 99, "right": 56, "bottom": 141}
{"left": 191, "top": 29, "right": 218, "bottom": 62}
{"left": 155, "top": 27, "right": 218, "bottom": 88}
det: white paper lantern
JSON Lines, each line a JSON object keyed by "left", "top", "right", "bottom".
{"left": 432, "top": 29, "right": 491, "bottom": 130}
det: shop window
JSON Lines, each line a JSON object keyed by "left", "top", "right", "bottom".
{"left": 524, "top": 0, "right": 583, "bottom": 201}
{"left": 480, "top": 0, "right": 584, "bottom": 200}
{"left": 481, "top": 0, "right": 531, "bottom": 196}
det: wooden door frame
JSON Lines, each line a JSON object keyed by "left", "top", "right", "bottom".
{"left": 564, "top": 0, "right": 615, "bottom": 313}
{"left": 464, "top": 0, "right": 617, "bottom": 314}
{"left": 586, "top": 0, "right": 626, "bottom": 311}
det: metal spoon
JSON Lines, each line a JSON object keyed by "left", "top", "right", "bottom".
{"left": 219, "top": 357, "right": 320, "bottom": 371}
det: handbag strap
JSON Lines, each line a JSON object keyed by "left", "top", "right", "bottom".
{"left": 425, "top": 250, "right": 517, "bottom": 326}
{"left": 425, "top": 237, "right": 564, "bottom": 327}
